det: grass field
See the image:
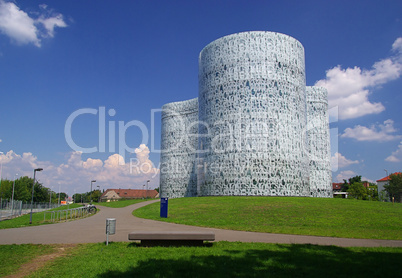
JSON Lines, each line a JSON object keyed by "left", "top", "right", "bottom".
{"left": 0, "top": 244, "right": 55, "bottom": 276}
{"left": 2, "top": 242, "right": 401, "bottom": 277}
{"left": 95, "top": 199, "right": 151, "bottom": 208}
{"left": 0, "top": 203, "right": 87, "bottom": 229}
{"left": 133, "top": 196, "right": 402, "bottom": 240}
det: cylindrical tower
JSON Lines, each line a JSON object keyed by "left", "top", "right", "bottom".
{"left": 306, "top": 86, "right": 332, "bottom": 197}
{"left": 160, "top": 98, "right": 198, "bottom": 198}
{"left": 198, "top": 31, "right": 309, "bottom": 196}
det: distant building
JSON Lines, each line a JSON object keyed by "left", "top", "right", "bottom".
{"left": 332, "top": 183, "right": 342, "bottom": 192}
{"left": 362, "top": 181, "right": 370, "bottom": 189}
{"left": 100, "top": 189, "right": 159, "bottom": 202}
{"left": 332, "top": 183, "right": 347, "bottom": 198}
{"left": 376, "top": 172, "right": 402, "bottom": 201}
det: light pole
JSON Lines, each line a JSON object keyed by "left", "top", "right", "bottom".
{"left": 0, "top": 152, "right": 3, "bottom": 196}
{"left": 29, "top": 168, "right": 43, "bottom": 224}
{"left": 90, "top": 180, "right": 96, "bottom": 204}
{"left": 11, "top": 173, "right": 18, "bottom": 217}
{"left": 49, "top": 187, "right": 52, "bottom": 207}
{"left": 96, "top": 185, "right": 100, "bottom": 202}
{"left": 58, "top": 183, "right": 61, "bottom": 206}
{"left": 146, "top": 180, "right": 150, "bottom": 199}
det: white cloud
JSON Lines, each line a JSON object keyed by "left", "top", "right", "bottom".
{"left": 385, "top": 141, "right": 402, "bottom": 162}
{"left": 315, "top": 37, "right": 402, "bottom": 120}
{"left": 133, "top": 144, "right": 158, "bottom": 175}
{"left": 341, "top": 119, "right": 402, "bottom": 142}
{"left": 331, "top": 152, "right": 359, "bottom": 171}
{"left": 392, "top": 37, "right": 402, "bottom": 57}
{"left": 37, "top": 14, "right": 67, "bottom": 38}
{"left": 335, "top": 170, "right": 357, "bottom": 182}
{"left": 361, "top": 177, "right": 374, "bottom": 183}
{"left": 0, "top": 145, "right": 159, "bottom": 195}
{"left": 0, "top": 0, "right": 39, "bottom": 46}
{"left": 0, "top": 0, "right": 67, "bottom": 47}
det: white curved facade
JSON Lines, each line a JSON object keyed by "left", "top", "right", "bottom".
{"left": 160, "top": 98, "right": 198, "bottom": 198}
{"left": 306, "top": 86, "right": 332, "bottom": 197}
{"left": 159, "top": 31, "right": 332, "bottom": 198}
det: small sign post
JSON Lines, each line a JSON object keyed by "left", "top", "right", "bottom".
{"left": 160, "top": 198, "right": 168, "bottom": 218}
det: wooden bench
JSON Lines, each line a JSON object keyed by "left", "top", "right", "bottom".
{"left": 128, "top": 231, "right": 215, "bottom": 246}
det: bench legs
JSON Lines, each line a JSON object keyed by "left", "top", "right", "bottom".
{"left": 140, "top": 240, "right": 206, "bottom": 247}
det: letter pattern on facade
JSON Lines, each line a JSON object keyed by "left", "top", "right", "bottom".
{"left": 160, "top": 31, "right": 332, "bottom": 198}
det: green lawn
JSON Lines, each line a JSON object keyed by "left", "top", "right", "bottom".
{"left": 5, "top": 242, "right": 398, "bottom": 278}
{"left": 0, "top": 244, "right": 55, "bottom": 276}
{"left": 95, "top": 199, "right": 152, "bottom": 208}
{"left": 0, "top": 203, "right": 88, "bottom": 229}
{"left": 133, "top": 197, "right": 402, "bottom": 240}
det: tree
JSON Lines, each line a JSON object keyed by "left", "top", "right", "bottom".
{"left": 342, "top": 175, "right": 362, "bottom": 192}
{"left": 342, "top": 180, "right": 349, "bottom": 192}
{"left": 348, "top": 176, "right": 362, "bottom": 184}
{"left": 92, "top": 190, "right": 102, "bottom": 203}
{"left": 367, "top": 184, "right": 378, "bottom": 201}
{"left": 384, "top": 173, "right": 402, "bottom": 202}
{"left": 73, "top": 193, "right": 84, "bottom": 203}
{"left": 347, "top": 182, "right": 368, "bottom": 200}
{"left": 0, "top": 176, "right": 56, "bottom": 203}
{"left": 13, "top": 179, "right": 30, "bottom": 202}
{"left": 0, "top": 179, "right": 13, "bottom": 199}
{"left": 58, "top": 192, "right": 67, "bottom": 201}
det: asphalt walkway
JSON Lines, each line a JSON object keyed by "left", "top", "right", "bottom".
{"left": 0, "top": 200, "right": 401, "bottom": 247}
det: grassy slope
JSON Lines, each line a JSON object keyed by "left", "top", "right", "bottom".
{"left": 28, "top": 242, "right": 402, "bottom": 278}
{"left": 133, "top": 196, "right": 402, "bottom": 240}
{"left": 0, "top": 203, "right": 86, "bottom": 229}
{"left": 0, "top": 244, "right": 54, "bottom": 276}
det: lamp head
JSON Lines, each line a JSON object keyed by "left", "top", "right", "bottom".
{"left": 35, "top": 168, "right": 43, "bottom": 172}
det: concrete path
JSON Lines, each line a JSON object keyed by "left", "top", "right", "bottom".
{"left": 0, "top": 200, "right": 401, "bottom": 247}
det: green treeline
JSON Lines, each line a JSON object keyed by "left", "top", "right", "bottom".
{"left": 0, "top": 177, "right": 66, "bottom": 203}
{"left": 0, "top": 177, "right": 102, "bottom": 204}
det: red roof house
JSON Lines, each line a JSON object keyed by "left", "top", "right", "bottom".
{"left": 332, "top": 183, "right": 342, "bottom": 191}
{"left": 100, "top": 189, "right": 159, "bottom": 201}
{"left": 376, "top": 172, "right": 402, "bottom": 183}
{"left": 376, "top": 172, "right": 402, "bottom": 201}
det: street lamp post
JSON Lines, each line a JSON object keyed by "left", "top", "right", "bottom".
{"left": 58, "top": 183, "right": 61, "bottom": 206}
{"left": 11, "top": 173, "right": 18, "bottom": 217}
{"left": 29, "top": 168, "right": 43, "bottom": 224}
{"left": 146, "top": 180, "right": 150, "bottom": 199}
{"left": 90, "top": 180, "right": 96, "bottom": 204}
{"left": 96, "top": 185, "right": 100, "bottom": 202}
{"left": 0, "top": 152, "right": 3, "bottom": 196}
{"left": 49, "top": 190, "right": 52, "bottom": 207}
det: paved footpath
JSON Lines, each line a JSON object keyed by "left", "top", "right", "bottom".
{"left": 0, "top": 200, "right": 401, "bottom": 247}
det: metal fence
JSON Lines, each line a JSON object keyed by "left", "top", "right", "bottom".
{"left": 43, "top": 206, "right": 96, "bottom": 223}
{"left": 0, "top": 199, "right": 59, "bottom": 220}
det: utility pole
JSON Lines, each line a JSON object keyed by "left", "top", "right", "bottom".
{"left": 29, "top": 168, "right": 43, "bottom": 224}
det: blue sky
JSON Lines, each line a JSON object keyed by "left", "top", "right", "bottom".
{"left": 0, "top": 0, "right": 401, "bottom": 196}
